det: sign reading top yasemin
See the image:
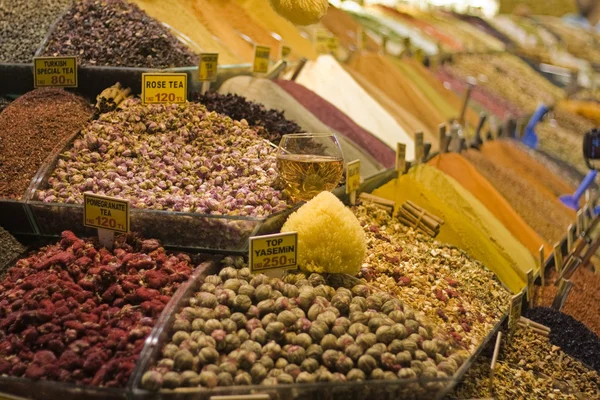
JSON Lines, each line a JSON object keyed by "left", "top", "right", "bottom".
{"left": 249, "top": 232, "right": 298, "bottom": 273}
{"left": 33, "top": 56, "right": 78, "bottom": 88}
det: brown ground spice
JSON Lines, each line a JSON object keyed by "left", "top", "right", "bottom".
{"left": 536, "top": 268, "right": 600, "bottom": 338}
{"left": 464, "top": 142, "right": 576, "bottom": 244}
{"left": 0, "top": 88, "right": 92, "bottom": 199}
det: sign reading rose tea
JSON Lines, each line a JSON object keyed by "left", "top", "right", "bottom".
{"left": 141, "top": 73, "right": 187, "bottom": 104}
{"left": 33, "top": 56, "right": 78, "bottom": 88}
{"left": 84, "top": 193, "right": 130, "bottom": 233}
{"left": 249, "top": 232, "right": 298, "bottom": 273}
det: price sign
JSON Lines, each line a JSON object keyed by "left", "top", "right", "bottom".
{"left": 253, "top": 45, "right": 271, "bottom": 74}
{"left": 33, "top": 56, "right": 78, "bottom": 88}
{"left": 414, "top": 131, "right": 424, "bottom": 165}
{"left": 142, "top": 73, "right": 187, "bottom": 104}
{"left": 315, "top": 29, "right": 331, "bottom": 55}
{"left": 198, "top": 53, "right": 219, "bottom": 82}
{"left": 508, "top": 291, "right": 524, "bottom": 334}
{"left": 396, "top": 143, "right": 406, "bottom": 174}
{"left": 327, "top": 36, "right": 339, "bottom": 58}
{"left": 346, "top": 159, "right": 361, "bottom": 194}
{"left": 280, "top": 45, "right": 291, "bottom": 61}
{"left": 84, "top": 193, "right": 130, "bottom": 233}
{"left": 249, "top": 232, "right": 298, "bottom": 273}
{"left": 526, "top": 269, "right": 534, "bottom": 307}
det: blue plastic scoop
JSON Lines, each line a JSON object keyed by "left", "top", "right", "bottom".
{"left": 559, "top": 170, "right": 597, "bottom": 211}
{"left": 521, "top": 104, "right": 549, "bottom": 149}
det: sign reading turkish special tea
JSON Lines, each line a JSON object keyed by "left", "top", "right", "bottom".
{"left": 33, "top": 56, "right": 78, "bottom": 88}
{"left": 346, "top": 159, "right": 361, "bottom": 194}
{"left": 198, "top": 53, "right": 219, "bottom": 82}
{"left": 141, "top": 73, "right": 187, "bottom": 104}
{"left": 253, "top": 45, "right": 271, "bottom": 74}
{"left": 83, "top": 193, "right": 130, "bottom": 233}
{"left": 249, "top": 232, "right": 298, "bottom": 273}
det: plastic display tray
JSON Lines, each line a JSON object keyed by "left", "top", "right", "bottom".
{"left": 129, "top": 259, "right": 508, "bottom": 400}
{"left": 27, "top": 133, "right": 298, "bottom": 253}
{"left": 0, "top": 256, "right": 213, "bottom": 400}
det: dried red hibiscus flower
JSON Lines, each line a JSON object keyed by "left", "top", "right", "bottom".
{"left": 0, "top": 231, "right": 194, "bottom": 387}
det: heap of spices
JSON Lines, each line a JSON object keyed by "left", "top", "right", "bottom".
{"left": 464, "top": 144, "right": 575, "bottom": 244}
{"left": 0, "top": 96, "right": 13, "bottom": 114}
{"left": 0, "top": 88, "right": 93, "bottom": 199}
{"left": 0, "top": 231, "right": 194, "bottom": 387}
{"left": 0, "top": 226, "right": 25, "bottom": 271}
{"left": 526, "top": 307, "right": 600, "bottom": 372}
{"left": 537, "top": 268, "right": 600, "bottom": 338}
{"left": 37, "top": 99, "right": 288, "bottom": 218}
{"left": 276, "top": 79, "right": 395, "bottom": 168}
{"left": 42, "top": 0, "right": 198, "bottom": 68}
{"left": 449, "top": 326, "right": 600, "bottom": 399}
{"left": 141, "top": 260, "right": 466, "bottom": 392}
{"left": 354, "top": 202, "right": 511, "bottom": 352}
{"left": 0, "top": 0, "right": 71, "bottom": 63}
{"left": 193, "top": 92, "right": 303, "bottom": 144}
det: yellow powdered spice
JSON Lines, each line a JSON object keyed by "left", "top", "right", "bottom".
{"left": 130, "top": 0, "right": 242, "bottom": 64}
{"left": 373, "top": 165, "right": 536, "bottom": 293}
{"left": 428, "top": 153, "right": 551, "bottom": 257}
{"left": 234, "top": 0, "right": 318, "bottom": 60}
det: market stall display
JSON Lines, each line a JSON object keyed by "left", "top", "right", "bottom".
{"left": 372, "top": 165, "right": 537, "bottom": 293}
{"left": 0, "top": 231, "right": 195, "bottom": 387}
{"left": 0, "top": 88, "right": 92, "bottom": 200}
{"left": 41, "top": 0, "right": 199, "bottom": 68}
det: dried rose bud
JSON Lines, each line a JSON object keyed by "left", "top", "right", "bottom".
{"left": 196, "top": 308, "right": 217, "bottom": 320}
{"left": 398, "top": 368, "right": 417, "bottom": 380}
{"left": 233, "top": 295, "right": 252, "bottom": 312}
{"left": 376, "top": 326, "right": 395, "bottom": 344}
{"left": 163, "top": 343, "right": 179, "bottom": 359}
{"left": 349, "top": 311, "right": 368, "bottom": 325}
{"left": 306, "top": 344, "right": 323, "bottom": 360}
{"left": 348, "top": 323, "right": 369, "bottom": 338}
{"left": 284, "top": 363, "right": 302, "bottom": 380}
{"left": 356, "top": 333, "right": 377, "bottom": 350}
{"left": 250, "top": 363, "right": 268, "bottom": 383}
{"left": 344, "top": 344, "right": 363, "bottom": 362}
{"left": 261, "top": 313, "right": 278, "bottom": 327}
{"left": 320, "top": 334, "right": 337, "bottom": 351}
{"left": 284, "top": 345, "right": 306, "bottom": 365}
{"left": 205, "top": 275, "right": 223, "bottom": 286}
{"left": 301, "top": 357, "right": 319, "bottom": 373}
{"left": 346, "top": 368, "right": 366, "bottom": 381}
{"left": 335, "top": 355, "right": 354, "bottom": 374}
{"left": 316, "top": 311, "right": 337, "bottom": 328}
{"left": 172, "top": 331, "right": 191, "bottom": 346}
{"left": 223, "top": 279, "right": 244, "bottom": 293}
{"left": 266, "top": 321, "right": 285, "bottom": 341}
{"left": 204, "top": 319, "right": 223, "bottom": 335}
{"left": 238, "top": 284, "right": 255, "bottom": 298}
{"left": 198, "top": 347, "right": 219, "bottom": 365}
{"left": 250, "top": 328, "right": 268, "bottom": 345}
{"left": 336, "top": 334, "right": 355, "bottom": 351}
{"left": 275, "top": 358, "right": 288, "bottom": 369}
{"left": 370, "top": 368, "right": 385, "bottom": 380}
{"left": 322, "top": 349, "right": 340, "bottom": 369}
{"left": 259, "top": 355, "right": 274, "bottom": 370}
{"left": 180, "top": 370, "right": 200, "bottom": 387}
{"left": 296, "top": 371, "right": 316, "bottom": 383}
{"left": 196, "top": 336, "right": 217, "bottom": 349}
{"left": 219, "top": 267, "right": 238, "bottom": 281}
{"left": 192, "top": 319, "right": 206, "bottom": 332}
{"left": 382, "top": 299, "right": 403, "bottom": 315}
{"left": 196, "top": 292, "right": 218, "bottom": 309}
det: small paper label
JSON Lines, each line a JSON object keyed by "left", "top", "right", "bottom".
{"left": 508, "top": 292, "right": 524, "bottom": 333}
{"left": 315, "top": 29, "right": 331, "bottom": 54}
{"left": 253, "top": 45, "right": 271, "bottom": 74}
{"left": 141, "top": 73, "right": 187, "bottom": 104}
{"left": 198, "top": 53, "right": 219, "bottom": 82}
{"left": 33, "top": 56, "right": 78, "bottom": 88}
{"left": 414, "top": 132, "right": 424, "bottom": 164}
{"left": 280, "top": 45, "right": 291, "bottom": 61}
{"left": 396, "top": 143, "right": 406, "bottom": 174}
{"left": 526, "top": 269, "right": 534, "bottom": 306}
{"left": 553, "top": 242, "right": 563, "bottom": 273}
{"left": 249, "top": 232, "right": 298, "bottom": 273}
{"left": 346, "top": 159, "right": 361, "bottom": 194}
{"left": 83, "top": 193, "right": 130, "bottom": 233}
{"left": 327, "top": 36, "right": 339, "bottom": 58}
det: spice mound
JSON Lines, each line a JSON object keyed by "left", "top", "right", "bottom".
{"left": 0, "top": 0, "right": 71, "bottom": 63}
{"left": 0, "top": 88, "right": 93, "bottom": 200}
{"left": 0, "top": 227, "right": 25, "bottom": 271}
{"left": 354, "top": 203, "right": 511, "bottom": 352}
{"left": 38, "top": 99, "right": 288, "bottom": 217}
{"left": 0, "top": 231, "right": 194, "bottom": 387}
{"left": 450, "top": 326, "right": 600, "bottom": 399}
{"left": 141, "top": 265, "right": 468, "bottom": 392}
{"left": 42, "top": 0, "right": 198, "bottom": 68}
{"left": 527, "top": 307, "right": 600, "bottom": 373}
{"left": 193, "top": 91, "right": 303, "bottom": 144}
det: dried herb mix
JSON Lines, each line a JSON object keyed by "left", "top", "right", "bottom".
{"left": 526, "top": 307, "right": 600, "bottom": 373}
{"left": 0, "top": 0, "right": 71, "bottom": 63}
{"left": 0, "top": 88, "right": 93, "bottom": 200}
{"left": 42, "top": 0, "right": 198, "bottom": 68}
{"left": 0, "top": 227, "right": 25, "bottom": 271}
{"left": 0, "top": 231, "right": 194, "bottom": 387}
{"left": 193, "top": 92, "right": 303, "bottom": 144}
